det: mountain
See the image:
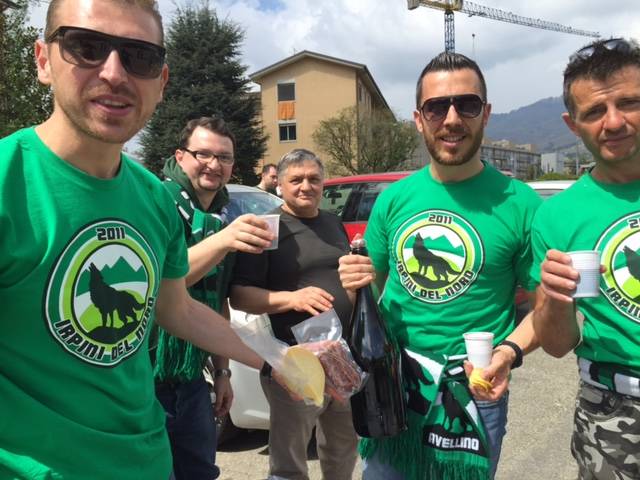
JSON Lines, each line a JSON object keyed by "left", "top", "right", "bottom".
{"left": 486, "top": 97, "right": 578, "bottom": 153}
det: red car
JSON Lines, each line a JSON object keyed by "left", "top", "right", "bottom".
{"left": 321, "top": 171, "right": 411, "bottom": 241}
{"left": 320, "top": 171, "right": 530, "bottom": 315}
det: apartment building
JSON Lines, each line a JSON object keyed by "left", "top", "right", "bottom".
{"left": 250, "top": 50, "right": 392, "bottom": 174}
{"left": 481, "top": 139, "right": 541, "bottom": 180}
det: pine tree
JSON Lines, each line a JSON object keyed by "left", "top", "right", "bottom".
{"left": 0, "top": 1, "right": 52, "bottom": 138}
{"left": 140, "top": 5, "right": 266, "bottom": 183}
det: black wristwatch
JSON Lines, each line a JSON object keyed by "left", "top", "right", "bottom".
{"left": 496, "top": 340, "right": 523, "bottom": 369}
{"left": 214, "top": 368, "right": 232, "bottom": 379}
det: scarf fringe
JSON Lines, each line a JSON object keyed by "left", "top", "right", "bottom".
{"left": 360, "top": 423, "right": 490, "bottom": 480}
{"left": 153, "top": 329, "right": 208, "bottom": 381}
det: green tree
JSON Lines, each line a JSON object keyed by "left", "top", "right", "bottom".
{"left": 312, "top": 107, "right": 417, "bottom": 175}
{"left": 535, "top": 171, "right": 576, "bottom": 181}
{"left": 0, "top": 1, "right": 52, "bottom": 138}
{"left": 140, "top": 4, "right": 266, "bottom": 182}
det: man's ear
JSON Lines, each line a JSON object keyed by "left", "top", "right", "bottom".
{"left": 413, "top": 109, "right": 424, "bottom": 134}
{"left": 482, "top": 102, "right": 492, "bottom": 127}
{"left": 175, "top": 148, "right": 184, "bottom": 165}
{"left": 158, "top": 64, "right": 169, "bottom": 103}
{"left": 562, "top": 112, "right": 580, "bottom": 136}
{"left": 35, "top": 39, "right": 52, "bottom": 86}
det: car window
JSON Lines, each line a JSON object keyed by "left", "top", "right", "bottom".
{"left": 227, "top": 191, "right": 282, "bottom": 221}
{"left": 342, "top": 182, "right": 391, "bottom": 222}
{"left": 321, "top": 184, "right": 355, "bottom": 216}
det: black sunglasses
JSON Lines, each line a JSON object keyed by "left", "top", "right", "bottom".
{"left": 569, "top": 38, "right": 631, "bottom": 63}
{"left": 420, "top": 94, "right": 485, "bottom": 122}
{"left": 46, "top": 26, "right": 166, "bottom": 79}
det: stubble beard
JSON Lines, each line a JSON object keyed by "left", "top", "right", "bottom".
{"left": 427, "top": 126, "right": 484, "bottom": 167}
{"left": 58, "top": 98, "right": 143, "bottom": 145}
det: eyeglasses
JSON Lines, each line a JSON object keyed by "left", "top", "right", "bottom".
{"left": 182, "top": 148, "right": 235, "bottom": 166}
{"left": 420, "top": 94, "right": 485, "bottom": 122}
{"left": 569, "top": 38, "right": 631, "bottom": 63}
{"left": 46, "top": 26, "right": 166, "bottom": 79}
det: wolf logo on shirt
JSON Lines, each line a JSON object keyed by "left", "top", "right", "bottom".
{"left": 393, "top": 210, "right": 484, "bottom": 304}
{"left": 596, "top": 213, "right": 640, "bottom": 324}
{"left": 45, "top": 219, "right": 159, "bottom": 366}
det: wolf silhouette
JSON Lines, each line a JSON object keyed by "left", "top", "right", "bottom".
{"left": 623, "top": 246, "right": 640, "bottom": 281}
{"left": 88, "top": 263, "right": 145, "bottom": 328}
{"left": 413, "top": 233, "right": 459, "bottom": 281}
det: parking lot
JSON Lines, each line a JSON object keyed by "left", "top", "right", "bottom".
{"left": 217, "top": 348, "right": 579, "bottom": 480}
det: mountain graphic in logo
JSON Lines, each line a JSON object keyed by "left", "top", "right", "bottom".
{"left": 76, "top": 257, "right": 147, "bottom": 295}
{"left": 405, "top": 233, "right": 465, "bottom": 257}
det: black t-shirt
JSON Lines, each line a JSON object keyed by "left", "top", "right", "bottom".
{"left": 232, "top": 207, "right": 352, "bottom": 345}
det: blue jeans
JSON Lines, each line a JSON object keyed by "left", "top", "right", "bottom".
{"left": 155, "top": 376, "right": 220, "bottom": 480}
{"left": 362, "top": 393, "right": 509, "bottom": 480}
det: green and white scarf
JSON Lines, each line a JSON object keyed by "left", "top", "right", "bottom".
{"left": 360, "top": 349, "right": 491, "bottom": 480}
{"left": 152, "top": 160, "right": 234, "bottom": 382}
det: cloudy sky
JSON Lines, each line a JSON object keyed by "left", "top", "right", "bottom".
{"left": 28, "top": 0, "right": 640, "bottom": 120}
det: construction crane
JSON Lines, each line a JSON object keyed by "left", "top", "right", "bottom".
{"left": 407, "top": 0, "right": 600, "bottom": 53}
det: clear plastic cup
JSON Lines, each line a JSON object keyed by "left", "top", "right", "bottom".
{"left": 258, "top": 214, "right": 280, "bottom": 250}
{"left": 463, "top": 332, "right": 494, "bottom": 368}
{"left": 568, "top": 250, "right": 601, "bottom": 298}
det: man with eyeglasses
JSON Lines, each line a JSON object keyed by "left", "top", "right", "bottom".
{"left": 338, "top": 52, "right": 541, "bottom": 480}
{"left": 152, "top": 116, "right": 273, "bottom": 480}
{"left": 531, "top": 38, "right": 640, "bottom": 479}
{"left": 0, "top": 1, "right": 275, "bottom": 479}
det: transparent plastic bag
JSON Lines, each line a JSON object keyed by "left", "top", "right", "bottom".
{"left": 291, "top": 309, "right": 366, "bottom": 403}
{"left": 232, "top": 313, "right": 325, "bottom": 406}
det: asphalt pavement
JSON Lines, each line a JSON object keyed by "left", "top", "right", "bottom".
{"left": 217, "top": 349, "right": 580, "bottom": 480}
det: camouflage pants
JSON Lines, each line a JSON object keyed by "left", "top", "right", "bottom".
{"left": 572, "top": 381, "right": 640, "bottom": 480}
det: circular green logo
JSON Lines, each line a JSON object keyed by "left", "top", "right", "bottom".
{"left": 596, "top": 213, "right": 640, "bottom": 324}
{"left": 393, "top": 210, "right": 484, "bottom": 303}
{"left": 45, "top": 220, "right": 159, "bottom": 366}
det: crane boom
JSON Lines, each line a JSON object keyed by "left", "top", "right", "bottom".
{"left": 407, "top": 0, "right": 600, "bottom": 52}
{"left": 461, "top": 1, "right": 599, "bottom": 38}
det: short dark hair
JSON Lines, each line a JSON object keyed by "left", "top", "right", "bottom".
{"left": 261, "top": 163, "right": 276, "bottom": 174}
{"left": 415, "top": 52, "right": 487, "bottom": 108}
{"left": 563, "top": 38, "right": 640, "bottom": 117}
{"left": 45, "top": 0, "right": 164, "bottom": 44}
{"left": 277, "top": 149, "right": 324, "bottom": 179}
{"left": 179, "top": 117, "right": 236, "bottom": 151}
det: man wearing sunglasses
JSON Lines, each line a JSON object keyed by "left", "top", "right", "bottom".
{"left": 338, "top": 52, "right": 541, "bottom": 480}
{"left": 0, "top": 1, "right": 276, "bottom": 480}
{"left": 531, "top": 38, "right": 640, "bottom": 479}
{"left": 152, "top": 116, "right": 273, "bottom": 480}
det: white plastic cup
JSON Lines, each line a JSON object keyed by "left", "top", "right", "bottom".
{"left": 258, "top": 214, "right": 280, "bottom": 250}
{"left": 568, "top": 250, "right": 601, "bottom": 298}
{"left": 463, "top": 332, "right": 494, "bottom": 368}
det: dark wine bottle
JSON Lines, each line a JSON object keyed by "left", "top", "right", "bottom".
{"left": 347, "top": 237, "right": 407, "bottom": 438}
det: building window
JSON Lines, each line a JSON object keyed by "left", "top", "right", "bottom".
{"left": 278, "top": 82, "right": 295, "bottom": 101}
{"left": 279, "top": 123, "right": 297, "bottom": 142}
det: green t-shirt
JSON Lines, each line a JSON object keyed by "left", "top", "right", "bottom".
{"left": 365, "top": 164, "right": 541, "bottom": 356}
{"left": 0, "top": 128, "right": 189, "bottom": 480}
{"left": 531, "top": 173, "right": 640, "bottom": 371}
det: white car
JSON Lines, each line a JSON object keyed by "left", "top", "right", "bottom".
{"left": 527, "top": 179, "right": 575, "bottom": 199}
{"left": 205, "top": 184, "right": 281, "bottom": 443}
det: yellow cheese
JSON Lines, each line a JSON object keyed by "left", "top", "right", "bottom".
{"left": 281, "top": 346, "right": 325, "bottom": 406}
{"left": 469, "top": 368, "right": 492, "bottom": 392}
